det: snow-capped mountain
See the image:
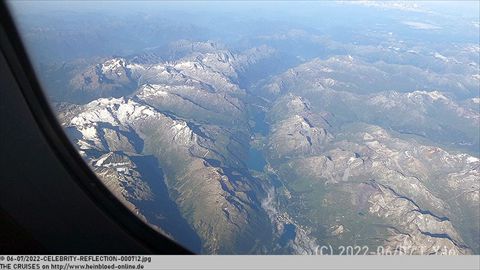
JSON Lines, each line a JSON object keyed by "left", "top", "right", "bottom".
{"left": 51, "top": 40, "right": 479, "bottom": 254}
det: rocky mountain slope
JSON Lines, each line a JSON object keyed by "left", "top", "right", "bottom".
{"left": 259, "top": 63, "right": 479, "bottom": 254}
{"left": 52, "top": 41, "right": 479, "bottom": 254}
{"left": 56, "top": 44, "right": 276, "bottom": 253}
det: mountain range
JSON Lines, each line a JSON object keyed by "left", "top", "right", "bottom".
{"left": 43, "top": 39, "right": 479, "bottom": 254}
